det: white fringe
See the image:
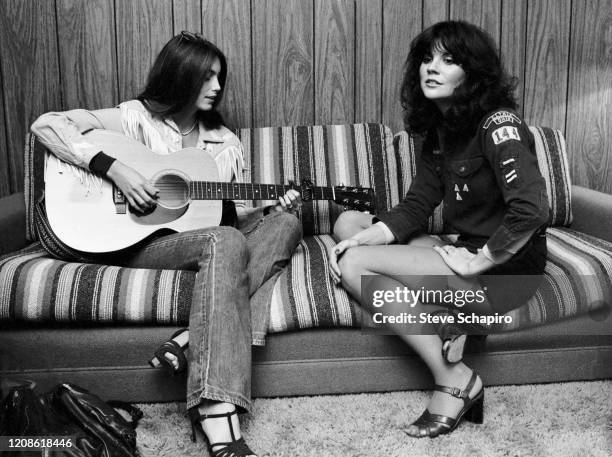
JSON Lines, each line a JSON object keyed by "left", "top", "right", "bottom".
{"left": 58, "top": 160, "right": 103, "bottom": 195}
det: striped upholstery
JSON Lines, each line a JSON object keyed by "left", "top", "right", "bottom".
{"left": 530, "top": 127, "right": 572, "bottom": 226}
{"left": 237, "top": 124, "right": 397, "bottom": 235}
{"left": 0, "top": 244, "right": 194, "bottom": 324}
{"left": 266, "top": 227, "right": 611, "bottom": 333}
{"left": 24, "top": 134, "right": 43, "bottom": 242}
{"left": 392, "top": 126, "right": 573, "bottom": 232}
{"left": 496, "top": 227, "right": 612, "bottom": 330}
{"left": 4, "top": 124, "right": 607, "bottom": 335}
{"left": 267, "top": 235, "right": 359, "bottom": 332}
{"left": 4, "top": 226, "right": 608, "bottom": 331}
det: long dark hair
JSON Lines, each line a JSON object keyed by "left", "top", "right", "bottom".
{"left": 401, "top": 21, "right": 517, "bottom": 136}
{"left": 138, "top": 31, "right": 227, "bottom": 128}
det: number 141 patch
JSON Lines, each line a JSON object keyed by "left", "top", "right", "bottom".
{"left": 492, "top": 126, "right": 521, "bottom": 145}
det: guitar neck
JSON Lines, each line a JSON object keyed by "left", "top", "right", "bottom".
{"left": 189, "top": 181, "right": 335, "bottom": 201}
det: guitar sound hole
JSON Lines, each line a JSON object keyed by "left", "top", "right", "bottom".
{"left": 155, "top": 174, "right": 189, "bottom": 208}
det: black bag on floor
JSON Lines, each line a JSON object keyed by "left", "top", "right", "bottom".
{"left": 0, "top": 382, "right": 142, "bottom": 456}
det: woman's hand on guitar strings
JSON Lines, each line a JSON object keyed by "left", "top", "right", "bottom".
{"left": 106, "top": 160, "right": 159, "bottom": 213}
{"left": 274, "top": 189, "right": 302, "bottom": 214}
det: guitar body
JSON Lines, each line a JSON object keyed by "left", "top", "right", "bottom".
{"left": 44, "top": 130, "right": 222, "bottom": 253}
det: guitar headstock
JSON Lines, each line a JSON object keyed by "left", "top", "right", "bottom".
{"left": 333, "top": 186, "right": 376, "bottom": 212}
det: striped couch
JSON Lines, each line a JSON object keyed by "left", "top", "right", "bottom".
{"left": 1, "top": 124, "right": 611, "bottom": 400}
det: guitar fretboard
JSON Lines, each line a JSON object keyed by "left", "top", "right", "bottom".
{"left": 189, "top": 182, "right": 335, "bottom": 201}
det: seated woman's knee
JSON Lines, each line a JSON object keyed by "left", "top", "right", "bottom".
{"left": 215, "top": 226, "right": 248, "bottom": 258}
{"left": 337, "top": 247, "right": 368, "bottom": 282}
{"left": 268, "top": 210, "right": 303, "bottom": 243}
{"left": 333, "top": 211, "right": 371, "bottom": 241}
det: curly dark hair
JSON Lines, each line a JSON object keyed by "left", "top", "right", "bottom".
{"left": 138, "top": 31, "right": 227, "bottom": 128}
{"left": 401, "top": 21, "right": 518, "bottom": 136}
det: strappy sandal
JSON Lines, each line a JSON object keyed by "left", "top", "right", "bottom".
{"left": 405, "top": 371, "right": 484, "bottom": 438}
{"left": 149, "top": 328, "right": 189, "bottom": 374}
{"left": 189, "top": 407, "right": 257, "bottom": 457}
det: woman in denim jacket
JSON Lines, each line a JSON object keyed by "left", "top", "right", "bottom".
{"left": 329, "top": 21, "right": 548, "bottom": 438}
{"left": 32, "top": 32, "right": 303, "bottom": 457}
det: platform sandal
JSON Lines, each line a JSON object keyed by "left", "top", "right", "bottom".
{"left": 149, "top": 328, "right": 189, "bottom": 374}
{"left": 405, "top": 371, "right": 484, "bottom": 438}
{"left": 189, "top": 407, "right": 257, "bottom": 457}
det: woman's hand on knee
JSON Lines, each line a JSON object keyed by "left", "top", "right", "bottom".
{"left": 433, "top": 245, "right": 494, "bottom": 277}
{"left": 329, "top": 238, "right": 360, "bottom": 284}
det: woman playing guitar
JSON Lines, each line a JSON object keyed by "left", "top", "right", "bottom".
{"left": 31, "top": 31, "right": 303, "bottom": 457}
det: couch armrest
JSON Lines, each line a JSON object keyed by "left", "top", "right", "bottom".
{"left": 0, "top": 192, "right": 27, "bottom": 255}
{"left": 569, "top": 185, "right": 612, "bottom": 242}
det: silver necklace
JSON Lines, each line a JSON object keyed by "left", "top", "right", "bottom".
{"left": 165, "top": 119, "right": 198, "bottom": 136}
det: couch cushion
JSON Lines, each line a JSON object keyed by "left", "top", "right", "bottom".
{"left": 266, "top": 235, "right": 359, "bottom": 332}
{"left": 236, "top": 124, "right": 398, "bottom": 235}
{"left": 530, "top": 127, "right": 572, "bottom": 226}
{"left": 0, "top": 244, "right": 193, "bottom": 323}
{"left": 393, "top": 126, "right": 572, "bottom": 232}
{"left": 1, "top": 230, "right": 610, "bottom": 334}
{"left": 499, "top": 227, "right": 611, "bottom": 330}
{"left": 266, "top": 230, "right": 611, "bottom": 334}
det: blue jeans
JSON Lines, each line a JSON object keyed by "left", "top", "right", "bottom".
{"left": 113, "top": 210, "right": 302, "bottom": 412}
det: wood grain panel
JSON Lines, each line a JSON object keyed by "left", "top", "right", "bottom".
{"left": 253, "top": 0, "right": 314, "bottom": 127}
{"left": 202, "top": 0, "right": 252, "bottom": 128}
{"left": 56, "top": 0, "right": 118, "bottom": 110}
{"left": 315, "top": 0, "right": 354, "bottom": 124}
{"left": 500, "top": 0, "right": 527, "bottom": 115}
{"left": 355, "top": 0, "right": 382, "bottom": 123}
{"left": 566, "top": 0, "right": 612, "bottom": 193}
{"left": 450, "top": 0, "right": 501, "bottom": 46}
{"left": 423, "top": 0, "right": 449, "bottom": 27}
{"left": 523, "top": 0, "right": 571, "bottom": 130}
{"left": 0, "top": 69, "right": 9, "bottom": 196}
{"left": 382, "top": 0, "right": 421, "bottom": 133}
{"left": 115, "top": 0, "right": 173, "bottom": 101}
{"left": 0, "top": 0, "right": 61, "bottom": 194}
{"left": 173, "top": 0, "right": 202, "bottom": 34}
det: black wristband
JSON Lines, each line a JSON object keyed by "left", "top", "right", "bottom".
{"left": 89, "top": 151, "right": 116, "bottom": 176}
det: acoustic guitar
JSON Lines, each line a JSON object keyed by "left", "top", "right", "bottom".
{"left": 44, "top": 129, "right": 375, "bottom": 253}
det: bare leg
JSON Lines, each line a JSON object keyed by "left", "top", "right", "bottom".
{"left": 337, "top": 239, "right": 485, "bottom": 428}
{"left": 333, "top": 210, "right": 374, "bottom": 240}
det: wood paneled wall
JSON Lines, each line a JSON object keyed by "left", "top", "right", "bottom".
{"left": 0, "top": 0, "right": 610, "bottom": 197}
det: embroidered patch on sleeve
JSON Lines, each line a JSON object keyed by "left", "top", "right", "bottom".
{"left": 492, "top": 126, "right": 521, "bottom": 145}
{"left": 504, "top": 169, "right": 519, "bottom": 185}
{"left": 483, "top": 111, "right": 522, "bottom": 129}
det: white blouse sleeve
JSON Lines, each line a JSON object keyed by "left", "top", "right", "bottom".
{"left": 30, "top": 110, "right": 107, "bottom": 169}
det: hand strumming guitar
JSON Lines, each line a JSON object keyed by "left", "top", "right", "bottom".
{"left": 106, "top": 160, "right": 159, "bottom": 212}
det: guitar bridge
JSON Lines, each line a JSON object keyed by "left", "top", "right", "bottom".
{"left": 113, "top": 185, "right": 127, "bottom": 214}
